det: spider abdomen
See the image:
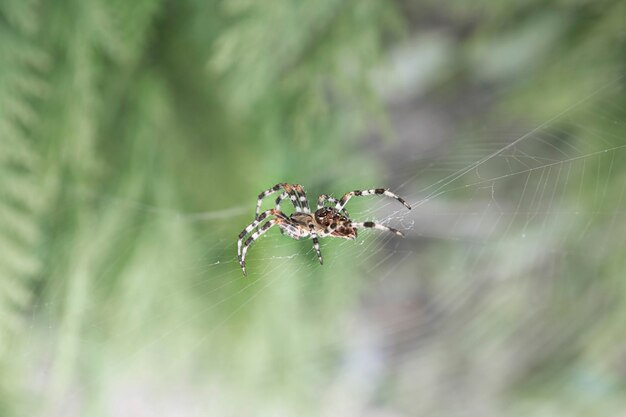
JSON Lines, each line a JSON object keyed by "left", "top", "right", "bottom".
{"left": 313, "top": 207, "right": 356, "bottom": 239}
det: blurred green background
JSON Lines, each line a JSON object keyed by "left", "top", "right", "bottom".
{"left": 1, "top": 0, "right": 625, "bottom": 416}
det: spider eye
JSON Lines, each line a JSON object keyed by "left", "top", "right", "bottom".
{"left": 330, "top": 223, "right": 336, "bottom": 229}
{"left": 309, "top": 224, "right": 314, "bottom": 229}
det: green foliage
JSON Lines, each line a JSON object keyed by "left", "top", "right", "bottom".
{"left": 0, "top": 0, "right": 47, "bottom": 358}
{"left": 212, "top": 0, "right": 396, "bottom": 142}
{"left": 0, "top": 0, "right": 397, "bottom": 414}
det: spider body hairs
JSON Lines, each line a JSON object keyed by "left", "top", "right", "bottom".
{"left": 237, "top": 183, "right": 411, "bottom": 276}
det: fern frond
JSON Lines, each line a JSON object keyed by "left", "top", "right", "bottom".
{"left": 0, "top": 0, "right": 48, "bottom": 358}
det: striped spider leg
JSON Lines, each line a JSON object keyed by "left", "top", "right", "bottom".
{"left": 237, "top": 209, "right": 291, "bottom": 276}
{"left": 337, "top": 188, "right": 410, "bottom": 239}
{"left": 274, "top": 192, "right": 289, "bottom": 210}
{"left": 242, "top": 184, "right": 322, "bottom": 275}
{"left": 268, "top": 184, "right": 322, "bottom": 264}
{"left": 256, "top": 183, "right": 309, "bottom": 217}
{"left": 291, "top": 184, "right": 323, "bottom": 264}
{"left": 351, "top": 221, "right": 404, "bottom": 237}
{"left": 273, "top": 185, "right": 312, "bottom": 214}
{"left": 336, "top": 188, "right": 412, "bottom": 211}
{"left": 317, "top": 194, "right": 349, "bottom": 218}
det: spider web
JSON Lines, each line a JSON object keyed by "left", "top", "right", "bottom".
{"left": 317, "top": 81, "right": 626, "bottom": 416}
{"left": 23, "top": 78, "right": 626, "bottom": 416}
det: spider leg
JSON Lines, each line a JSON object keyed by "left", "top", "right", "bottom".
{"left": 336, "top": 188, "right": 411, "bottom": 211}
{"left": 256, "top": 182, "right": 311, "bottom": 216}
{"left": 352, "top": 221, "right": 404, "bottom": 237}
{"left": 271, "top": 186, "right": 310, "bottom": 213}
{"left": 293, "top": 184, "right": 312, "bottom": 214}
{"left": 310, "top": 233, "right": 323, "bottom": 265}
{"left": 237, "top": 209, "right": 289, "bottom": 259}
{"left": 256, "top": 183, "right": 306, "bottom": 217}
{"left": 317, "top": 194, "right": 349, "bottom": 217}
{"left": 317, "top": 194, "right": 336, "bottom": 209}
{"left": 274, "top": 192, "right": 289, "bottom": 211}
{"left": 239, "top": 218, "right": 284, "bottom": 276}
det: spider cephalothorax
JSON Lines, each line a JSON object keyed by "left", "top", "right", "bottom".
{"left": 237, "top": 184, "right": 411, "bottom": 276}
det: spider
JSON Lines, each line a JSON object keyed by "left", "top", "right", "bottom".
{"left": 237, "top": 183, "right": 411, "bottom": 276}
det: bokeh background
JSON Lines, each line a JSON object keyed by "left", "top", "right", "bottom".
{"left": 1, "top": 0, "right": 625, "bottom": 416}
